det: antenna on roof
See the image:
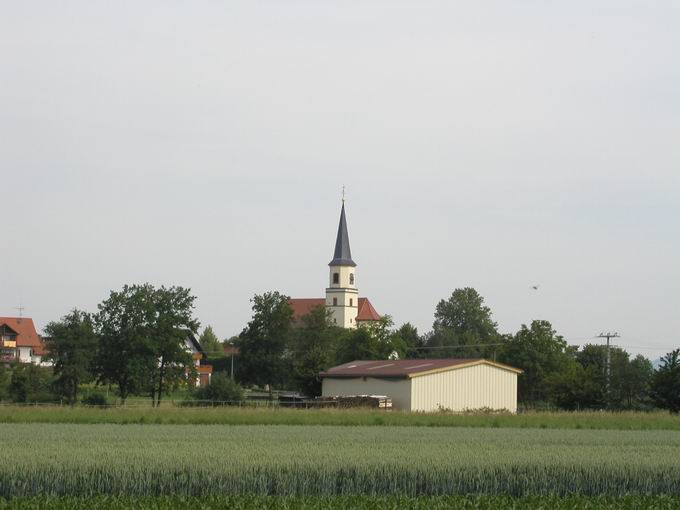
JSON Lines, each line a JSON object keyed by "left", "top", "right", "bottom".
{"left": 13, "top": 304, "right": 25, "bottom": 320}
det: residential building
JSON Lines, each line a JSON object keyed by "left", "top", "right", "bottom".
{"left": 184, "top": 333, "right": 213, "bottom": 387}
{"left": 0, "top": 317, "right": 46, "bottom": 364}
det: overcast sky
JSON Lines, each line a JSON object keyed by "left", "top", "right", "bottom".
{"left": 1, "top": 1, "right": 678, "bottom": 359}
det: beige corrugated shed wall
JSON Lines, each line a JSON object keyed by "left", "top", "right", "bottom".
{"left": 410, "top": 364, "right": 517, "bottom": 412}
{"left": 322, "top": 377, "right": 411, "bottom": 409}
{"left": 321, "top": 362, "right": 519, "bottom": 413}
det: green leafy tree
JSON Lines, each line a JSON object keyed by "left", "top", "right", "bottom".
{"left": 0, "top": 365, "right": 10, "bottom": 401}
{"left": 95, "top": 285, "right": 155, "bottom": 403}
{"left": 199, "top": 326, "right": 224, "bottom": 359}
{"left": 499, "top": 320, "right": 575, "bottom": 406}
{"left": 546, "top": 362, "right": 603, "bottom": 410}
{"left": 150, "top": 286, "right": 199, "bottom": 406}
{"left": 95, "top": 284, "right": 198, "bottom": 405}
{"left": 393, "top": 323, "right": 425, "bottom": 359}
{"left": 651, "top": 349, "right": 680, "bottom": 413}
{"left": 575, "top": 345, "right": 652, "bottom": 409}
{"left": 622, "top": 355, "right": 654, "bottom": 409}
{"left": 291, "top": 305, "right": 343, "bottom": 397}
{"left": 335, "top": 316, "right": 404, "bottom": 365}
{"left": 44, "top": 309, "right": 98, "bottom": 405}
{"left": 427, "top": 288, "right": 499, "bottom": 358}
{"left": 236, "top": 291, "right": 293, "bottom": 395}
{"left": 8, "top": 364, "right": 55, "bottom": 403}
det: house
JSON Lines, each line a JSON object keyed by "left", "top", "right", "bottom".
{"left": 320, "top": 358, "right": 523, "bottom": 412}
{"left": 0, "top": 317, "right": 47, "bottom": 365}
{"left": 289, "top": 201, "right": 381, "bottom": 328}
{"left": 184, "top": 333, "right": 213, "bottom": 387}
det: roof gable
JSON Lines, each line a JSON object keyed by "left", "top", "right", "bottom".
{"left": 356, "top": 298, "right": 380, "bottom": 321}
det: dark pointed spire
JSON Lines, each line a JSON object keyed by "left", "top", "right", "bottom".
{"left": 329, "top": 202, "right": 356, "bottom": 267}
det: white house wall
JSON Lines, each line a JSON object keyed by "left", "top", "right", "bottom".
{"left": 410, "top": 364, "right": 518, "bottom": 413}
{"left": 17, "top": 347, "right": 32, "bottom": 364}
{"left": 322, "top": 377, "right": 411, "bottom": 410}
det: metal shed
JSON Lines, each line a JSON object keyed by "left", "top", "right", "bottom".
{"left": 320, "top": 359, "right": 523, "bottom": 412}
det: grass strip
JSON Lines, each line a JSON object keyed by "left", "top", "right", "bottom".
{"left": 1, "top": 406, "right": 679, "bottom": 430}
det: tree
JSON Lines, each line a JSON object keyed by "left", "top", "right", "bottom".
{"left": 95, "top": 285, "right": 156, "bottom": 403}
{"left": 651, "top": 349, "right": 680, "bottom": 413}
{"left": 393, "top": 323, "right": 425, "bottom": 359}
{"left": 9, "top": 364, "right": 55, "bottom": 403}
{"left": 427, "top": 288, "right": 499, "bottom": 358}
{"left": 199, "top": 326, "right": 223, "bottom": 359}
{"left": 236, "top": 291, "right": 293, "bottom": 395}
{"left": 546, "top": 362, "right": 603, "bottom": 410}
{"left": 150, "top": 286, "right": 199, "bottom": 406}
{"left": 0, "top": 365, "right": 10, "bottom": 401}
{"left": 335, "top": 316, "right": 405, "bottom": 365}
{"left": 575, "top": 345, "right": 653, "bottom": 409}
{"left": 291, "top": 305, "right": 342, "bottom": 397}
{"left": 499, "top": 320, "right": 575, "bottom": 406}
{"left": 95, "top": 284, "right": 199, "bottom": 405}
{"left": 622, "top": 355, "right": 653, "bottom": 409}
{"left": 44, "top": 309, "right": 98, "bottom": 405}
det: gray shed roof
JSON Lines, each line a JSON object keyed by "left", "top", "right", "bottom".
{"left": 329, "top": 203, "right": 356, "bottom": 267}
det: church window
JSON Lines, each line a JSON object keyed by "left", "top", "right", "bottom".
{"left": 349, "top": 273, "right": 354, "bottom": 285}
{"left": 333, "top": 298, "right": 338, "bottom": 306}
{"left": 350, "top": 298, "right": 353, "bottom": 306}
{"left": 334, "top": 318, "right": 337, "bottom": 324}
{"left": 333, "top": 273, "right": 339, "bottom": 284}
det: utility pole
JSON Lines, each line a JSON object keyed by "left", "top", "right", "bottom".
{"left": 597, "top": 331, "right": 620, "bottom": 402}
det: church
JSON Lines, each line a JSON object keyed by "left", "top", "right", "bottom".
{"left": 289, "top": 202, "right": 381, "bottom": 328}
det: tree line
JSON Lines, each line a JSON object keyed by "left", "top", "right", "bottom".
{"left": 235, "top": 288, "right": 680, "bottom": 412}
{"left": 1, "top": 284, "right": 199, "bottom": 406}
{"left": 1, "top": 284, "right": 678, "bottom": 412}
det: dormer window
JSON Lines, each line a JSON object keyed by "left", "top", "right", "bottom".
{"left": 333, "top": 273, "right": 339, "bottom": 284}
{"left": 349, "top": 273, "right": 354, "bottom": 285}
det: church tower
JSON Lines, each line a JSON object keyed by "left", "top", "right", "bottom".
{"left": 326, "top": 201, "right": 359, "bottom": 328}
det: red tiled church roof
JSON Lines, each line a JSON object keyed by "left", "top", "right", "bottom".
{"left": 288, "top": 298, "right": 325, "bottom": 322}
{"left": 356, "top": 298, "right": 380, "bottom": 322}
{"left": 288, "top": 298, "right": 380, "bottom": 323}
{"left": 0, "top": 317, "right": 46, "bottom": 355}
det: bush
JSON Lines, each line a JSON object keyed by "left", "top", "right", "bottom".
{"left": 82, "top": 393, "right": 109, "bottom": 407}
{"left": 188, "top": 372, "right": 244, "bottom": 406}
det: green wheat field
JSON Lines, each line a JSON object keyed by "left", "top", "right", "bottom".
{"left": 2, "top": 423, "right": 680, "bottom": 498}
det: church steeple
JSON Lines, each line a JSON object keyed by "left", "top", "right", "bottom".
{"left": 326, "top": 200, "right": 359, "bottom": 328}
{"left": 329, "top": 203, "right": 356, "bottom": 267}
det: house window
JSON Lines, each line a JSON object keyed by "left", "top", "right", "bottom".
{"left": 349, "top": 273, "right": 354, "bottom": 285}
{"left": 333, "top": 273, "right": 339, "bottom": 284}
{"left": 333, "top": 298, "right": 338, "bottom": 306}
{"left": 350, "top": 298, "right": 353, "bottom": 306}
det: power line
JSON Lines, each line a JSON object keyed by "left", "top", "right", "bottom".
{"left": 596, "top": 331, "right": 620, "bottom": 402}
